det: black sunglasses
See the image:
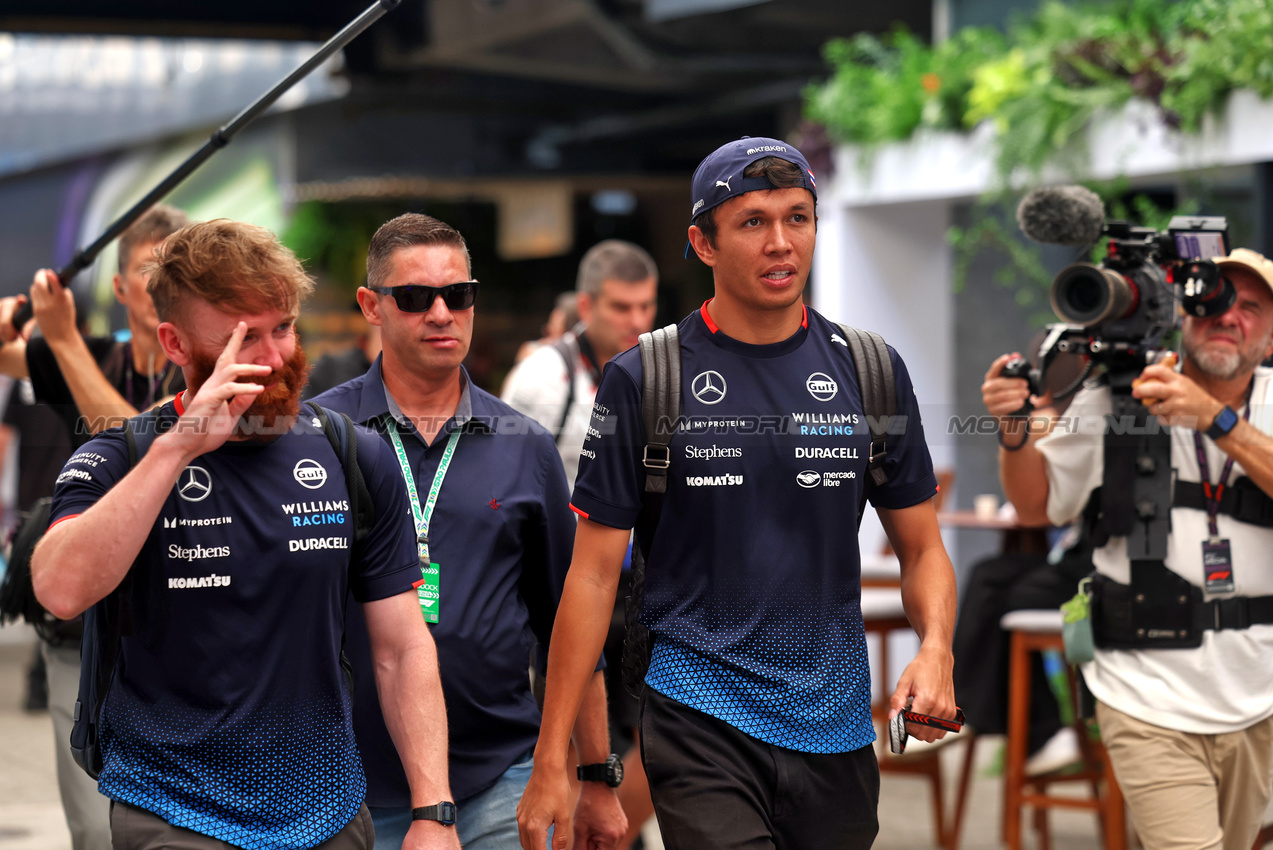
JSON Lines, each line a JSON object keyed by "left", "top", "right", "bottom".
{"left": 373, "top": 281, "right": 479, "bottom": 312}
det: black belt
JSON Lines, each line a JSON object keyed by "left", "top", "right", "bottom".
{"left": 1196, "top": 594, "right": 1273, "bottom": 632}
{"left": 1174, "top": 476, "right": 1273, "bottom": 528}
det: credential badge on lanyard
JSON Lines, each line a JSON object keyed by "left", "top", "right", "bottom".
{"left": 386, "top": 419, "right": 461, "bottom": 624}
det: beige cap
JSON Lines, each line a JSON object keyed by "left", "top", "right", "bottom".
{"left": 1214, "top": 247, "right": 1273, "bottom": 297}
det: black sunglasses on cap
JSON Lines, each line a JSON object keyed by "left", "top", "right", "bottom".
{"left": 373, "top": 281, "right": 479, "bottom": 312}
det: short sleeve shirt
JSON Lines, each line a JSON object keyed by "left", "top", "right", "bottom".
{"left": 1036, "top": 373, "right": 1273, "bottom": 734}
{"left": 502, "top": 331, "right": 600, "bottom": 489}
{"left": 572, "top": 303, "right": 938, "bottom": 753}
{"left": 313, "top": 362, "right": 580, "bottom": 803}
{"left": 48, "top": 401, "right": 418, "bottom": 849}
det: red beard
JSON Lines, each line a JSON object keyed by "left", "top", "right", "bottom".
{"left": 187, "top": 343, "right": 311, "bottom": 437}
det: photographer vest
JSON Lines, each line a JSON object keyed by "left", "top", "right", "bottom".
{"left": 1083, "top": 388, "right": 1273, "bottom": 649}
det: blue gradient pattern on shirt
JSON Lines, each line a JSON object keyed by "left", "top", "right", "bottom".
{"left": 571, "top": 306, "right": 938, "bottom": 752}
{"left": 49, "top": 407, "right": 419, "bottom": 848}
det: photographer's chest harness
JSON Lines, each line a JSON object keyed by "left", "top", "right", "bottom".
{"left": 1087, "top": 373, "right": 1273, "bottom": 649}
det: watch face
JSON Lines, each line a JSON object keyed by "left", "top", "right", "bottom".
{"left": 606, "top": 753, "right": 624, "bottom": 787}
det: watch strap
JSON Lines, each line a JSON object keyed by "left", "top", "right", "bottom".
{"left": 577, "top": 763, "right": 608, "bottom": 783}
{"left": 412, "top": 801, "right": 457, "bottom": 826}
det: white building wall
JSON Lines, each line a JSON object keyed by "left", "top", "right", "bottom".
{"left": 813, "top": 197, "right": 955, "bottom": 558}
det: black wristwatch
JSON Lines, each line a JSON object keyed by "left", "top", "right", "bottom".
{"left": 412, "top": 802, "right": 457, "bottom": 826}
{"left": 577, "top": 753, "right": 624, "bottom": 787}
{"left": 1206, "top": 405, "right": 1239, "bottom": 441}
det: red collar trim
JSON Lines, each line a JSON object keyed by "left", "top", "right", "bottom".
{"left": 699, "top": 299, "right": 719, "bottom": 334}
{"left": 700, "top": 299, "right": 808, "bottom": 332}
{"left": 173, "top": 390, "right": 187, "bottom": 415}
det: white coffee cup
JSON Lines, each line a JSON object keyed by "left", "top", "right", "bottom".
{"left": 974, "top": 494, "right": 999, "bottom": 521}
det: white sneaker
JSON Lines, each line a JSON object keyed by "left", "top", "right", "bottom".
{"left": 1025, "top": 727, "right": 1082, "bottom": 776}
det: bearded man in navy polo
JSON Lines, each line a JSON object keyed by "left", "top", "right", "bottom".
{"left": 34, "top": 220, "right": 457, "bottom": 850}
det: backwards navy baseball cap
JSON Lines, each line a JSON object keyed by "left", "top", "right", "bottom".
{"left": 686, "top": 136, "right": 817, "bottom": 258}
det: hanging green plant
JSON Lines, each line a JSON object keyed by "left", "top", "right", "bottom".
{"left": 804, "top": 25, "right": 1006, "bottom": 152}
{"left": 804, "top": 0, "right": 1273, "bottom": 183}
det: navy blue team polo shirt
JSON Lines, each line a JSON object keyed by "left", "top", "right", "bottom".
{"left": 313, "top": 358, "right": 578, "bottom": 804}
{"left": 572, "top": 302, "right": 938, "bottom": 754}
{"left": 48, "top": 399, "right": 419, "bottom": 850}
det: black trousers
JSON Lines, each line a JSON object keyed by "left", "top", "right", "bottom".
{"left": 951, "top": 549, "right": 1091, "bottom": 753}
{"left": 640, "top": 688, "right": 879, "bottom": 850}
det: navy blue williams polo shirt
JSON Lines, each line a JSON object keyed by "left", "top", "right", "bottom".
{"left": 48, "top": 399, "right": 419, "bottom": 849}
{"left": 313, "top": 359, "right": 579, "bottom": 804}
{"left": 573, "top": 303, "right": 938, "bottom": 754}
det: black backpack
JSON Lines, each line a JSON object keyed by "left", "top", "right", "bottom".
{"left": 70, "top": 403, "right": 376, "bottom": 778}
{"left": 621, "top": 322, "right": 898, "bottom": 697}
{"left": 0, "top": 497, "right": 67, "bottom": 640}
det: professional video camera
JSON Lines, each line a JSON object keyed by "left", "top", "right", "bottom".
{"left": 1003, "top": 185, "right": 1232, "bottom": 405}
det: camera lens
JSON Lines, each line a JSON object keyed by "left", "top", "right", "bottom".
{"left": 1051, "top": 264, "right": 1138, "bottom": 326}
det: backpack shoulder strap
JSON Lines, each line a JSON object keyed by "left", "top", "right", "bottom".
{"left": 308, "top": 403, "right": 377, "bottom": 543}
{"left": 623, "top": 322, "right": 679, "bottom": 698}
{"left": 549, "top": 336, "right": 579, "bottom": 445}
{"left": 637, "top": 324, "right": 680, "bottom": 495}
{"left": 837, "top": 324, "right": 895, "bottom": 488}
{"left": 74, "top": 409, "right": 163, "bottom": 778}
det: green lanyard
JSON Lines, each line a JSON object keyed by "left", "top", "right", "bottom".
{"left": 386, "top": 418, "right": 461, "bottom": 623}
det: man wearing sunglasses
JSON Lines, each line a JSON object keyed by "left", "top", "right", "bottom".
{"left": 312, "top": 213, "right": 625, "bottom": 850}
{"left": 988, "top": 248, "right": 1273, "bottom": 850}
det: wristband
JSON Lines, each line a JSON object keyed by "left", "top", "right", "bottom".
{"left": 997, "top": 422, "right": 1030, "bottom": 452}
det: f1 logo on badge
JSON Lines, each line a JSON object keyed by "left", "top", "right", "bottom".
{"left": 692, "top": 371, "right": 727, "bottom": 405}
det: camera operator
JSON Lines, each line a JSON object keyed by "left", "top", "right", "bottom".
{"left": 990, "top": 247, "right": 1273, "bottom": 850}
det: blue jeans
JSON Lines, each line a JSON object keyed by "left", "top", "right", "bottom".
{"left": 369, "top": 752, "right": 534, "bottom": 850}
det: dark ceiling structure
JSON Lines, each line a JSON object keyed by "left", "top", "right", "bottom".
{"left": 2, "top": 0, "right": 932, "bottom": 180}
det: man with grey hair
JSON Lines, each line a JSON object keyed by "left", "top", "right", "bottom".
{"left": 502, "top": 239, "right": 658, "bottom": 849}
{"left": 987, "top": 247, "right": 1273, "bottom": 849}
{"left": 502, "top": 239, "right": 658, "bottom": 487}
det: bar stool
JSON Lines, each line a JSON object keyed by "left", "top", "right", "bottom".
{"left": 997, "top": 609, "right": 1126, "bottom": 850}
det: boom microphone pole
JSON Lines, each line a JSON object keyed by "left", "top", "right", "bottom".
{"left": 12, "top": 0, "right": 404, "bottom": 332}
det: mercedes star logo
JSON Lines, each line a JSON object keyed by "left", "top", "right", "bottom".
{"left": 178, "top": 466, "right": 213, "bottom": 502}
{"left": 691, "top": 370, "right": 727, "bottom": 405}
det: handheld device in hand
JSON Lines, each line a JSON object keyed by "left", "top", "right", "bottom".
{"left": 888, "top": 704, "right": 966, "bottom": 755}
